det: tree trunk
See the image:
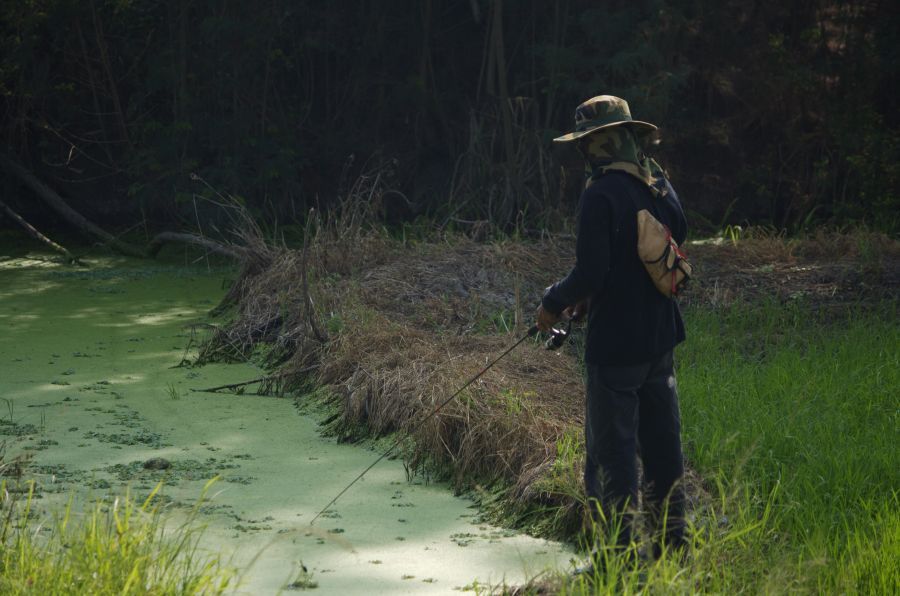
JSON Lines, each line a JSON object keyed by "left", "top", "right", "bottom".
{"left": 0, "top": 155, "right": 146, "bottom": 258}
{"left": 89, "top": 0, "right": 132, "bottom": 149}
{"left": 491, "top": 0, "right": 515, "bottom": 167}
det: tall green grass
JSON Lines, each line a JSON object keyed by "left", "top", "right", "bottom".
{"left": 0, "top": 481, "right": 234, "bottom": 595}
{"left": 679, "top": 301, "right": 899, "bottom": 593}
{"left": 543, "top": 301, "right": 899, "bottom": 594}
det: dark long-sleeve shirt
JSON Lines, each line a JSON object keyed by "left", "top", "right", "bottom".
{"left": 542, "top": 171, "right": 687, "bottom": 365}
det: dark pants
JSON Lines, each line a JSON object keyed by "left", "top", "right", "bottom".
{"left": 584, "top": 350, "right": 686, "bottom": 553}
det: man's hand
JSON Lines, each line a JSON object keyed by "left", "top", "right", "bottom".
{"left": 535, "top": 304, "right": 560, "bottom": 332}
{"left": 563, "top": 298, "right": 590, "bottom": 322}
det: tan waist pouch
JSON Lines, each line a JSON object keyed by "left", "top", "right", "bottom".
{"left": 636, "top": 209, "right": 693, "bottom": 298}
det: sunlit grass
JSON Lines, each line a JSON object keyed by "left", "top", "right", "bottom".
{"left": 0, "top": 480, "right": 234, "bottom": 595}
{"left": 681, "top": 304, "right": 897, "bottom": 550}
{"left": 524, "top": 301, "right": 899, "bottom": 594}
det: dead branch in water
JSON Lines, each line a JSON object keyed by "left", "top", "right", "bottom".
{"left": 191, "top": 366, "right": 318, "bottom": 394}
{"left": 191, "top": 376, "right": 274, "bottom": 393}
{"left": 0, "top": 198, "right": 83, "bottom": 265}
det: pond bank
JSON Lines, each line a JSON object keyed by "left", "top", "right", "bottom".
{"left": 0, "top": 253, "right": 570, "bottom": 594}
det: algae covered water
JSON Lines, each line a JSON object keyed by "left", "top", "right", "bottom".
{"left": 0, "top": 254, "right": 569, "bottom": 594}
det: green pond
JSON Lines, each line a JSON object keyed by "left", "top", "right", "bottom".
{"left": 0, "top": 252, "right": 570, "bottom": 594}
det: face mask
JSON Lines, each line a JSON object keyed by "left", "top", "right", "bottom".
{"left": 579, "top": 127, "right": 669, "bottom": 197}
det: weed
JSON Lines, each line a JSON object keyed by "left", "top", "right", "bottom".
{"left": 499, "top": 388, "right": 533, "bottom": 415}
{"left": 473, "top": 309, "right": 516, "bottom": 334}
{"left": 722, "top": 224, "right": 743, "bottom": 246}
{"left": 285, "top": 562, "right": 318, "bottom": 590}
{"left": 325, "top": 313, "right": 343, "bottom": 335}
{"left": 0, "top": 479, "right": 234, "bottom": 594}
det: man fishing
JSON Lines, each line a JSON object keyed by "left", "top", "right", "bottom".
{"left": 536, "top": 95, "right": 689, "bottom": 568}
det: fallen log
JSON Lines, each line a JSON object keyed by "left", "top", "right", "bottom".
{"left": 1, "top": 155, "right": 250, "bottom": 262}
{"left": 147, "top": 231, "right": 244, "bottom": 260}
{"left": 0, "top": 198, "right": 82, "bottom": 264}
{"left": 0, "top": 154, "right": 146, "bottom": 258}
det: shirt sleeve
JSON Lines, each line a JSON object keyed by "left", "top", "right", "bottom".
{"left": 541, "top": 188, "right": 611, "bottom": 315}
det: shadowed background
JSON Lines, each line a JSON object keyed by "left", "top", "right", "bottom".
{"left": 1, "top": 0, "right": 897, "bottom": 234}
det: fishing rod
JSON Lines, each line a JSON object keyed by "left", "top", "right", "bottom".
{"left": 309, "top": 320, "right": 572, "bottom": 526}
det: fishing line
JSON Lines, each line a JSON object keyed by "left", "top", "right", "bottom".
{"left": 309, "top": 323, "right": 568, "bottom": 526}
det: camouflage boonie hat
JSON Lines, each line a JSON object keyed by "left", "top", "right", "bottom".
{"left": 553, "top": 95, "right": 657, "bottom": 143}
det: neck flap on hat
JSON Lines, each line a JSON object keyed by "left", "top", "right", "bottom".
{"left": 580, "top": 128, "right": 668, "bottom": 198}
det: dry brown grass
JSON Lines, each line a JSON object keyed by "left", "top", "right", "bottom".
{"left": 682, "top": 227, "right": 899, "bottom": 309}
{"left": 197, "top": 197, "right": 593, "bottom": 534}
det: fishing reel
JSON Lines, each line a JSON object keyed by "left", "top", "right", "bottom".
{"left": 543, "top": 319, "right": 572, "bottom": 351}
{"left": 528, "top": 319, "right": 573, "bottom": 351}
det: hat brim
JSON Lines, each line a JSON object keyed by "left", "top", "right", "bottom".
{"left": 553, "top": 120, "right": 657, "bottom": 143}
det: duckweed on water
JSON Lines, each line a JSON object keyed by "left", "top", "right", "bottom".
{"left": 1, "top": 252, "right": 571, "bottom": 593}
{"left": 83, "top": 429, "right": 170, "bottom": 448}
{"left": 104, "top": 457, "right": 240, "bottom": 483}
{"left": 0, "top": 421, "right": 38, "bottom": 437}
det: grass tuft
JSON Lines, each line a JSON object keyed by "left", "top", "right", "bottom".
{"left": 0, "top": 478, "right": 234, "bottom": 595}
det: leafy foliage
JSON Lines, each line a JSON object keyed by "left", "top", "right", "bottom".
{"left": 0, "top": 0, "right": 896, "bottom": 231}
